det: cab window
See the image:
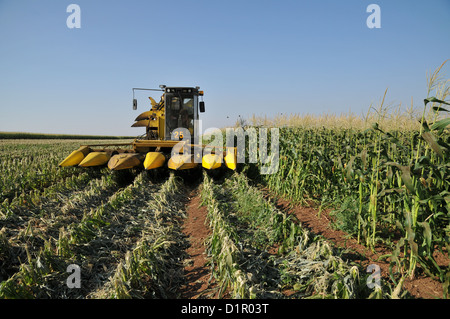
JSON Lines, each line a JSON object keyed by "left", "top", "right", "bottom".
{"left": 171, "top": 97, "right": 180, "bottom": 110}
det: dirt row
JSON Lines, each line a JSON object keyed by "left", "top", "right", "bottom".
{"left": 178, "top": 187, "right": 219, "bottom": 298}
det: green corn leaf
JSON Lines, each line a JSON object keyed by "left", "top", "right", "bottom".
{"left": 424, "top": 97, "right": 450, "bottom": 106}
{"left": 421, "top": 131, "right": 444, "bottom": 157}
{"left": 431, "top": 105, "right": 450, "bottom": 113}
{"left": 391, "top": 237, "right": 405, "bottom": 265}
{"left": 420, "top": 119, "right": 431, "bottom": 132}
{"left": 345, "top": 155, "right": 356, "bottom": 179}
{"left": 372, "top": 122, "right": 379, "bottom": 131}
{"left": 360, "top": 149, "right": 368, "bottom": 169}
{"left": 421, "top": 222, "right": 433, "bottom": 255}
{"left": 430, "top": 117, "right": 450, "bottom": 131}
{"left": 395, "top": 220, "right": 404, "bottom": 232}
{"left": 385, "top": 162, "right": 415, "bottom": 193}
{"left": 226, "top": 252, "right": 233, "bottom": 268}
{"left": 443, "top": 272, "right": 450, "bottom": 299}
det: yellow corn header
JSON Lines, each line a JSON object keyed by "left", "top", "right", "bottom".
{"left": 59, "top": 85, "right": 237, "bottom": 171}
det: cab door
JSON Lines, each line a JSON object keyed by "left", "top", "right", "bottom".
{"left": 165, "top": 93, "right": 198, "bottom": 143}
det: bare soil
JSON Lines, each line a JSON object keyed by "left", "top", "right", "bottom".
{"left": 178, "top": 187, "right": 220, "bottom": 299}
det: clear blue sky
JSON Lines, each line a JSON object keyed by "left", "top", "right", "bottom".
{"left": 0, "top": 0, "right": 449, "bottom": 136}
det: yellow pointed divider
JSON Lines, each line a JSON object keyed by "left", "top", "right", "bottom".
{"left": 224, "top": 148, "right": 237, "bottom": 170}
{"left": 79, "top": 151, "right": 111, "bottom": 167}
{"left": 59, "top": 146, "right": 91, "bottom": 167}
{"left": 108, "top": 153, "right": 144, "bottom": 170}
{"left": 202, "top": 153, "right": 222, "bottom": 170}
{"left": 168, "top": 154, "right": 198, "bottom": 170}
{"left": 143, "top": 152, "right": 165, "bottom": 170}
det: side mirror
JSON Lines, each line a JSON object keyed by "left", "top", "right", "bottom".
{"left": 199, "top": 101, "right": 205, "bottom": 113}
{"left": 133, "top": 99, "right": 137, "bottom": 110}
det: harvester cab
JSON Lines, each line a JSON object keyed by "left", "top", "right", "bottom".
{"left": 132, "top": 86, "right": 203, "bottom": 142}
{"left": 59, "top": 85, "right": 236, "bottom": 172}
{"left": 162, "top": 86, "right": 203, "bottom": 142}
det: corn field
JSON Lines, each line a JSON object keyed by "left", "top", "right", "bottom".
{"left": 0, "top": 65, "right": 449, "bottom": 300}
{"left": 250, "top": 68, "right": 450, "bottom": 298}
{"left": 0, "top": 132, "right": 447, "bottom": 299}
{"left": 256, "top": 113, "right": 449, "bottom": 296}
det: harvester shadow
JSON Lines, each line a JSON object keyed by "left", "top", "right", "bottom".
{"left": 110, "top": 168, "right": 138, "bottom": 187}
{"left": 172, "top": 167, "right": 203, "bottom": 185}
{"left": 204, "top": 165, "right": 239, "bottom": 183}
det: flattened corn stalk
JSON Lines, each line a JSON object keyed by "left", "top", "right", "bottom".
{"left": 91, "top": 172, "right": 187, "bottom": 299}
{"left": 0, "top": 171, "right": 180, "bottom": 298}
{"left": 201, "top": 172, "right": 254, "bottom": 298}
{"left": 226, "top": 172, "right": 369, "bottom": 298}
{"left": 0, "top": 168, "right": 123, "bottom": 298}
